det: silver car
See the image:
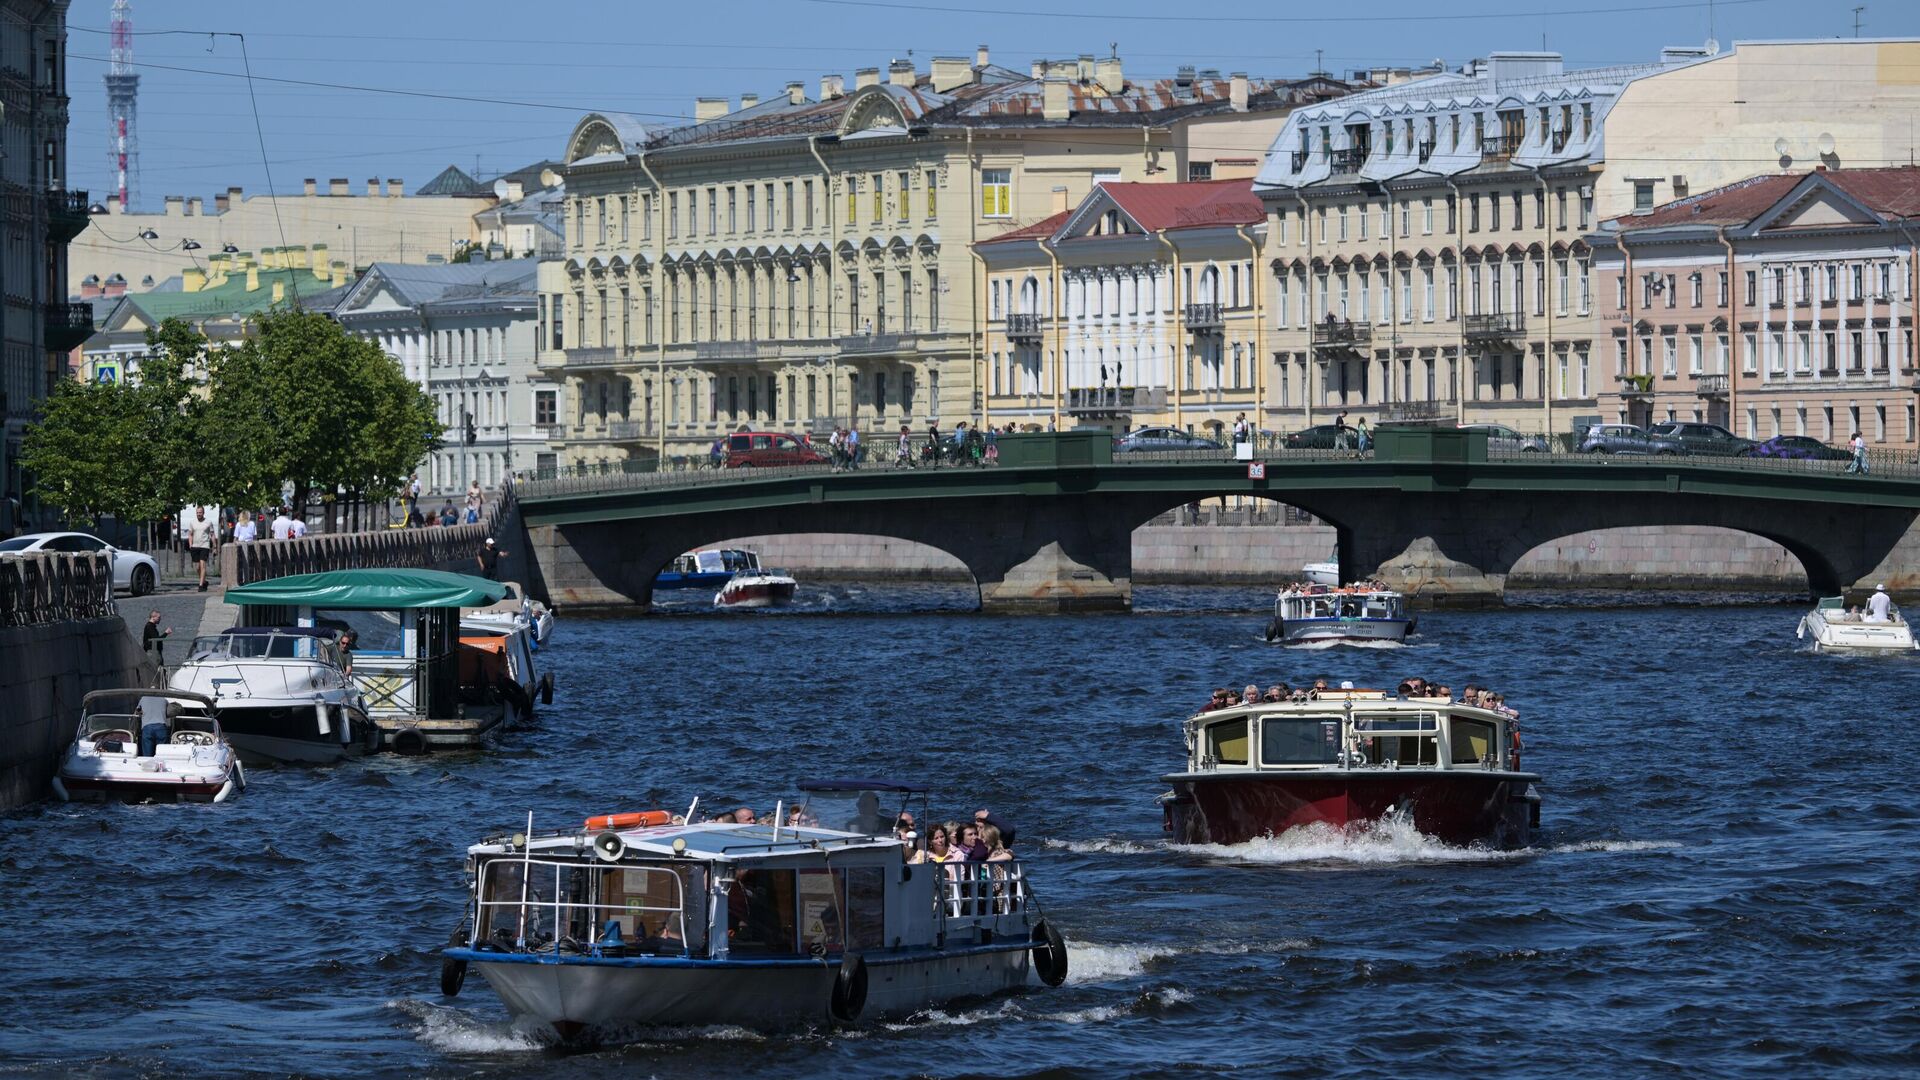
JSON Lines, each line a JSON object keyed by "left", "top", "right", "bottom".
{"left": 1460, "top": 423, "right": 1549, "bottom": 453}
{"left": 1576, "top": 423, "right": 1685, "bottom": 456}
{"left": 0, "top": 532, "right": 160, "bottom": 595}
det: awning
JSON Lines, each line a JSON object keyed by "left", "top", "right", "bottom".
{"left": 225, "top": 569, "right": 509, "bottom": 611}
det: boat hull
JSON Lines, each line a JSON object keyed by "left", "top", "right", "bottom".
{"left": 1301, "top": 561, "right": 1341, "bottom": 586}
{"left": 458, "top": 944, "right": 1030, "bottom": 1040}
{"left": 1798, "top": 612, "right": 1916, "bottom": 653}
{"left": 715, "top": 577, "right": 797, "bottom": 609}
{"left": 217, "top": 705, "right": 378, "bottom": 764}
{"left": 1162, "top": 769, "right": 1540, "bottom": 848}
{"left": 56, "top": 774, "right": 234, "bottom": 803}
{"left": 1272, "top": 617, "right": 1411, "bottom": 645}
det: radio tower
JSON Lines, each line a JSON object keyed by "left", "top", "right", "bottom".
{"left": 105, "top": 0, "right": 140, "bottom": 211}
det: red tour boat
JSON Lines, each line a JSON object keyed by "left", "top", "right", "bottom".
{"left": 1159, "top": 688, "right": 1540, "bottom": 848}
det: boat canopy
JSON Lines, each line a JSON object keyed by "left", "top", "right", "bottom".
{"left": 1815, "top": 596, "right": 1846, "bottom": 610}
{"left": 224, "top": 569, "right": 508, "bottom": 610}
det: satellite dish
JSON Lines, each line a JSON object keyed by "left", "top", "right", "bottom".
{"left": 1817, "top": 132, "right": 1836, "bottom": 155}
{"left": 492, "top": 178, "right": 510, "bottom": 198}
{"left": 539, "top": 168, "right": 561, "bottom": 188}
{"left": 1773, "top": 137, "right": 1790, "bottom": 156}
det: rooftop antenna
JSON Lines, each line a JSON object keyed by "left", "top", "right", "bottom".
{"left": 1853, "top": 6, "right": 1866, "bottom": 37}
{"left": 1314, "top": 48, "right": 1324, "bottom": 77}
{"left": 105, "top": 0, "right": 139, "bottom": 211}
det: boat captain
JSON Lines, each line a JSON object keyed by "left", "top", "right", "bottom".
{"left": 1867, "top": 584, "right": 1893, "bottom": 623}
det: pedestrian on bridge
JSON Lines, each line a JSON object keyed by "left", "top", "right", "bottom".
{"left": 1846, "top": 431, "right": 1869, "bottom": 474}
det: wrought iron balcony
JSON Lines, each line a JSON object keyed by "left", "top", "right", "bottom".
{"left": 840, "top": 332, "right": 905, "bottom": 355}
{"left": 1182, "top": 303, "right": 1223, "bottom": 332}
{"left": 562, "top": 346, "right": 622, "bottom": 368}
{"left": 1417, "top": 140, "right": 1435, "bottom": 164}
{"left": 47, "top": 189, "right": 90, "bottom": 242}
{"left": 608, "top": 420, "right": 649, "bottom": 440}
{"left": 1480, "top": 134, "right": 1522, "bottom": 162}
{"left": 44, "top": 302, "right": 95, "bottom": 351}
{"left": 1696, "top": 373, "right": 1729, "bottom": 398}
{"left": 1311, "top": 319, "right": 1373, "bottom": 350}
{"left": 1005, "top": 313, "right": 1045, "bottom": 344}
{"left": 1463, "top": 312, "right": 1525, "bottom": 340}
{"left": 692, "top": 340, "right": 761, "bottom": 360}
{"left": 1328, "top": 147, "right": 1366, "bottom": 172}
{"left": 1290, "top": 149, "right": 1310, "bottom": 172}
{"left": 544, "top": 425, "right": 568, "bottom": 441}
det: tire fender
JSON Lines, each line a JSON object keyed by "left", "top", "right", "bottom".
{"left": 1031, "top": 919, "right": 1069, "bottom": 987}
{"left": 830, "top": 952, "right": 869, "bottom": 1023}
{"left": 1265, "top": 617, "right": 1282, "bottom": 643}
{"left": 440, "top": 955, "right": 468, "bottom": 997}
{"left": 540, "top": 673, "right": 554, "bottom": 706}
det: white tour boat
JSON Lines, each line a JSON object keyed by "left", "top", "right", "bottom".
{"left": 1797, "top": 594, "right": 1916, "bottom": 653}
{"left": 1301, "top": 560, "right": 1341, "bottom": 587}
{"left": 52, "top": 689, "right": 245, "bottom": 804}
{"left": 439, "top": 780, "right": 1067, "bottom": 1042}
{"left": 168, "top": 627, "right": 379, "bottom": 763}
{"left": 1264, "top": 583, "right": 1413, "bottom": 645}
{"left": 464, "top": 581, "right": 554, "bottom": 647}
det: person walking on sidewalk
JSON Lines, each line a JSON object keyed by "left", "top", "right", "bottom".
{"left": 185, "top": 507, "right": 216, "bottom": 592}
{"left": 464, "top": 480, "right": 483, "bottom": 524}
{"left": 142, "top": 610, "right": 171, "bottom": 674}
{"left": 271, "top": 507, "right": 293, "bottom": 541}
{"left": 232, "top": 511, "right": 257, "bottom": 543}
{"left": 476, "top": 537, "right": 505, "bottom": 581}
{"left": 1846, "top": 431, "right": 1869, "bottom": 474}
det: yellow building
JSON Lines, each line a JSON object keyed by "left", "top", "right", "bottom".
{"left": 542, "top": 51, "right": 1358, "bottom": 466}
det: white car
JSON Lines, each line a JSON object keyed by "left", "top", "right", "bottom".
{"left": 0, "top": 532, "right": 160, "bottom": 595}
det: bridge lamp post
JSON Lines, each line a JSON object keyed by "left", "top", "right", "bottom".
{"left": 810, "top": 355, "right": 835, "bottom": 431}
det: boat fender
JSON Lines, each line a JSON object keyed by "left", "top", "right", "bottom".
{"left": 440, "top": 941, "right": 469, "bottom": 997}
{"left": 540, "top": 673, "right": 554, "bottom": 706}
{"left": 50, "top": 775, "right": 69, "bottom": 803}
{"left": 1265, "top": 617, "right": 1282, "bottom": 643}
{"left": 391, "top": 728, "right": 429, "bottom": 756}
{"left": 1031, "top": 920, "right": 1069, "bottom": 987}
{"left": 829, "top": 953, "right": 868, "bottom": 1023}
{"left": 213, "top": 776, "right": 236, "bottom": 804}
{"left": 584, "top": 810, "right": 672, "bottom": 830}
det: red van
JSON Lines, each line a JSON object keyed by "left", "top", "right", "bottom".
{"left": 723, "top": 431, "right": 826, "bottom": 468}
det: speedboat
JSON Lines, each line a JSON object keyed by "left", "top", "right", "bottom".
{"left": 52, "top": 689, "right": 245, "bottom": 804}
{"left": 1159, "top": 686, "right": 1540, "bottom": 848}
{"left": 1798, "top": 595, "right": 1917, "bottom": 653}
{"left": 168, "top": 627, "right": 380, "bottom": 763}
{"left": 1301, "top": 560, "right": 1341, "bottom": 587}
{"left": 711, "top": 550, "right": 798, "bottom": 609}
{"left": 1264, "top": 583, "right": 1412, "bottom": 645}
{"left": 438, "top": 780, "right": 1068, "bottom": 1043}
{"left": 654, "top": 549, "right": 740, "bottom": 592}
{"left": 464, "top": 581, "right": 554, "bottom": 647}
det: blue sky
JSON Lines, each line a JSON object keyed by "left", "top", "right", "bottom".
{"left": 64, "top": 0, "right": 1915, "bottom": 207}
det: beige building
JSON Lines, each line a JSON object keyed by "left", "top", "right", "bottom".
{"left": 71, "top": 170, "right": 494, "bottom": 292}
{"left": 541, "top": 50, "right": 1357, "bottom": 466}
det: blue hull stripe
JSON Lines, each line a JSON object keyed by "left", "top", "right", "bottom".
{"left": 446, "top": 939, "right": 1035, "bottom": 970}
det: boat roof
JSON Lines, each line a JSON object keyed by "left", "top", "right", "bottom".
{"left": 82, "top": 687, "right": 215, "bottom": 710}
{"left": 219, "top": 625, "right": 339, "bottom": 638}
{"left": 225, "top": 569, "right": 508, "bottom": 610}
{"left": 476, "top": 821, "right": 901, "bottom": 864}
{"left": 1191, "top": 693, "right": 1509, "bottom": 723}
{"left": 1280, "top": 585, "right": 1401, "bottom": 596}
{"left": 797, "top": 777, "right": 927, "bottom": 793}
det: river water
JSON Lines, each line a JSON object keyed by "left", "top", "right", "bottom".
{"left": 6, "top": 586, "right": 1919, "bottom": 1078}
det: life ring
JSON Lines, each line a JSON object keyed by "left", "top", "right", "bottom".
{"left": 391, "top": 728, "right": 429, "bottom": 756}
{"left": 584, "top": 810, "right": 671, "bottom": 830}
{"left": 830, "top": 952, "right": 869, "bottom": 1023}
{"left": 1031, "top": 919, "right": 1069, "bottom": 987}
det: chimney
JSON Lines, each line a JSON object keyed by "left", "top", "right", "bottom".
{"left": 387, "top": 178, "right": 403, "bottom": 197}
{"left": 888, "top": 59, "right": 916, "bottom": 87}
{"left": 303, "top": 178, "right": 317, "bottom": 196}
{"left": 227, "top": 185, "right": 243, "bottom": 204}
{"left": 695, "top": 97, "right": 728, "bottom": 123}
{"left": 740, "top": 92, "right": 759, "bottom": 110}
{"left": 103, "top": 274, "right": 127, "bottom": 297}
{"left": 786, "top": 80, "right": 806, "bottom": 105}
{"left": 246, "top": 266, "right": 260, "bottom": 292}
{"left": 821, "top": 73, "right": 845, "bottom": 99}
{"left": 329, "top": 178, "right": 349, "bottom": 196}
{"left": 1076, "top": 54, "right": 1094, "bottom": 83}
{"left": 367, "top": 178, "right": 380, "bottom": 196}
{"left": 1052, "top": 185, "right": 1070, "bottom": 213}
{"left": 285, "top": 246, "right": 308, "bottom": 268}
{"left": 79, "top": 274, "right": 101, "bottom": 299}
{"left": 106, "top": 194, "right": 122, "bottom": 213}
{"left": 332, "top": 260, "right": 349, "bottom": 285}
{"left": 180, "top": 269, "right": 204, "bottom": 293}
{"left": 310, "top": 244, "right": 328, "bottom": 278}
{"left": 211, "top": 193, "right": 227, "bottom": 213}
{"left": 272, "top": 279, "right": 286, "bottom": 304}
{"left": 165, "top": 195, "right": 183, "bottom": 216}
{"left": 932, "top": 56, "right": 972, "bottom": 92}
{"left": 1095, "top": 56, "right": 1124, "bottom": 95}
{"left": 1042, "top": 76, "right": 1071, "bottom": 121}
{"left": 855, "top": 67, "right": 880, "bottom": 89}
{"left": 1031, "top": 59, "right": 1047, "bottom": 79}
{"left": 1230, "top": 72, "right": 1249, "bottom": 112}
{"left": 976, "top": 44, "right": 990, "bottom": 69}
{"left": 187, "top": 197, "right": 203, "bottom": 215}
{"left": 503, "top": 180, "right": 524, "bottom": 202}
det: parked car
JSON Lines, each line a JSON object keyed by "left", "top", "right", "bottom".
{"left": 0, "top": 531, "right": 159, "bottom": 595}
{"left": 1459, "top": 423, "right": 1549, "bottom": 453}
{"left": 1575, "top": 423, "right": 1685, "bottom": 455}
{"left": 1646, "top": 421, "right": 1755, "bottom": 456}
{"left": 1114, "top": 426, "right": 1223, "bottom": 453}
{"left": 721, "top": 431, "right": 826, "bottom": 468}
{"left": 1739, "top": 435, "right": 1852, "bottom": 462}
{"left": 1283, "top": 424, "right": 1353, "bottom": 450}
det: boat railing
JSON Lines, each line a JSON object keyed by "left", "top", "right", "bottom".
{"left": 474, "top": 856, "right": 690, "bottom": 958}
{"left": 935, "top": 860, "right": 1030, "bottom": 926}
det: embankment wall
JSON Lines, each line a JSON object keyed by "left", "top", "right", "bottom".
{"left": 0, "top": 617, "right": 149, "bottom": 809}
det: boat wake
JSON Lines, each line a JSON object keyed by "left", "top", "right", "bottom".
{"left": 1051, "top": 820, "right": 1681, "bottom": 867}
{"left": 389, "top": 999, "right": 544, "bottom": 1054}
{"left": 1276, "top": 637, "right": 1407, "bottom": 650}
{"left": 1040, "top": 836, "right": 1159, "bottom": 855}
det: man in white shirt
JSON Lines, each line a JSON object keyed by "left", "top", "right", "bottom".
{"left": 270, "top": 508, "right": 293, "bottom": 541}
{"left": 288, "top": 516, "right": 308, "bottom": 539}
{"left": 185, "top": 507, "right": 216, "bottom": 592}
{"left": 1866, "top": 583, "right": 1893, "bottom": 623}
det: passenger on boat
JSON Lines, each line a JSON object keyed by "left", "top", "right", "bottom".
{"left": 975, "top": 809, "right": 1016, "bottom": 847}
{"left": 338, "top": 631, "right": 356, "bottom": 676}
{"left": 1263, "top": 684, "right": 1290, "bottom": 702}
{"left": 1222, "top": 689, "right": 1242, "bottom": 707}
{"left": 925, "top": 824, "right": 953, "bottom": 862}
{"left": 1203, "top": 688, "right": 1228, "bottom": 712}
{"left": 1244, "top": 683, "right": 1262, "bottom": 705}
{"left": 940, "top": 821, "right": 968, "bottom": 863}
{"left": 733, "top": 807, "right": 758, "bottom": 825}
{"left": 1307, "top": 678, "right": 1331, "bottom": 699}
{"left": 957, "top": 822, "right": 986, "bottom": 862}
{"left": 1868, "top": 584, "right": 1893, "bottom": 622}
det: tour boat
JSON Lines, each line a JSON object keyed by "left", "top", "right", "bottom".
{"left": 1301, "top": 560, "right": 1341, "bottom": 587}
{"left": 1159, "top": 687, "right": 1540, "bottom": 848}
{"left": 52, "top": 689, "right": 245, "bottom": 804}
{"left": 1264, "top": 584, "right": 1413, "bottom": 645}
{"left": 464, "top": 581, "right": 555, "bottom": 647}
{"left": 1797, "top": 596, "right": 1917, "bottom": 653}
{"left": 438, "top": 780, "right": 1068, "bottom": 1043}
{"left": 168, "top": 627, "right": 380, "bottom": 764}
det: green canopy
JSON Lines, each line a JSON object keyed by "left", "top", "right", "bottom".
{"left": 224, "top": 568, "right": 509, "bottom": 610}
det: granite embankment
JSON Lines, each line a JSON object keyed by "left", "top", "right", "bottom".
{"left": 713, "top": 524, "right": 1823, "bottom": 590}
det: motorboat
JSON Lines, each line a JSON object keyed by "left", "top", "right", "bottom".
{"left": 458, "top": 617, "right": 553, "bottom": 725}
{"left": 464, "top": 581, "right": 554, "bottom": 647}
{"left": 225, "top": 569, "right": 517, "bottom": 754}
{"left": 438, "top": 780, "right": 1068, "bottom": 1043}
{"left": 710, "top": 550, "right": 798, "bottom": 609}
{"left": 1264, "top": 583, "right": 1413, "bottom": 645}
{"left": 1159, "top": 687, "right": 1540, "bottom": 848}
{"left": 1301, "top": 560, "right": 1341, "bottom": 587}
{"left": 1798, "top": 595, "right": 1916, "bottom": 653}
{"left": 168, "top": 627, "right": 380, "bottom": 763}
{"left": 654, "top": 549, "right": 740, "bottom": 592}
{"left": 52, "top": 689, "right": 245, "bottom": 804}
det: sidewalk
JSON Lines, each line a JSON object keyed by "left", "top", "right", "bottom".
{"left": 119, "top": 586, "right": 231, "bottom": 668}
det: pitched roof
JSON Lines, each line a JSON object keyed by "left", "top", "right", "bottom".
{"left": 1610, "top": 166, "right": 1920, "bottom": 231}
{"left": 1100, "top": 178, "right": 1263, "bottom": 232}
{"left": 114, "top": 267, "right": 341, "bottom": 323}
{"left": 343, "top": 259, "right": 537, "bottom": 310}
{"left": 977, "top": 210, "right": 1073, "bottom": 246}
{"left": 416, "top": 165, "right": 488, "bottom": 197}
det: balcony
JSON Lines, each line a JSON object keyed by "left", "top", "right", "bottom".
{"left": 1328, "top": 147, "right": 1366, "bottom": 173}
{"left": 561, "top": 346, "right": 623, "bottom": 368}
{"left": 1696, "top": 373, "right": 1729, "bottom": 398}
{"left": 692, "top": 340, "right": 761, "bottom": 360}
{"left": 47, "top": 189, "right": 90, "bottom": 242}
{"left": 44, "top": 302, "right": 95, "bottom": 351}
{"left": 1311, "top": 319, "right": 1373, "bottom": 351}
{"left": 1182, "top": 302, "right": 1223, "bottom": 333}
{"left": 608, "top": 420, "right": 650, "bottom": 441}
{"left": 1480, "top": 135, "right": 1522, "bottom": 162}
{"left": 543, "top": 425, "right": 568, "bottom": 442}
{"left": 1005, "top": 313, "right": 1045, "bottom": 344}
{"left": 839, "top": 331, "right": 911, "bottom": 356}
{"left": 1290, "top": 149, "right": 1310, "bottom": 172}
{"left": 1463, "top": 312, "right": 1525, "bottom": 340}
{"left": 1617, "top": 373, "right": 1655, "bottom": 399}
{"left": 1065, "top": 385, "right": 1166, "bottom": 416}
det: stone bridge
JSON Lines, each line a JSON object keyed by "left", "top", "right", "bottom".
{"left": 511, "top": 429, "right": 1920, "bottom": 612}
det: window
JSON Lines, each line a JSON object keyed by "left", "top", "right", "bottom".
{"left": 619, "top": 196, "right": 630, "bottom": 242}
{"left": 1850, "top": 330, "right": 1864, "bottom": 371}
{"left": 981, "top": 168, "right": 1011, "bottom": 217}
{"left": 1446, "top": 194, "right": 1457, "bottom": 233}
{"left": 1824, "top": 264, "right": 1838, "bottom": 302}
{"left": 642, "top": 193, "right": 653, "bottom": 240}
{"left": 1743, "top": 332, "right": 1757, "bottom": 374}
{"left": 784, "top": 182, "right": 795, "bottom": 230}
{"left": 1400, "top": 202, "right": 1410, "bottom": 237}
{"left": 1422, "top": 196, "right": 1434, "bottom": 235}
{"left": 872, "top": 172, "right": 883, "bottom": 223}
{"left": 1690, "top": 273, "right": 1702, "bottom": 308}
{"left": 1261, "top": 717, "right": 1339, "bottom": 766}
{"left": 1633, "top": 181, "right": 1655, "bottom": 211}
{"left": 707, "top": 187, "right": 717, "bottom": 235}
{"left": 1556, "top": 189, "right": 1568, "bottom": 229}
{"left": 1716, "top": 334, "right": 1729, "bottom": 374}
{"left": 1187, "top": 161, "right": 1213, "bottom": 181}
{"left": 1745, "top": 270, "right": 1757, "bottom": 307}
{"left": 1851, "top": 263, "right": 1864, "bottom": 300}
{"left": 1665, "top": 274, "right": 1676, "bottom": 309}
{"left": 925, "top": 169, "right": 938, "bottom": 218}
{"left": 1204, "top": 719, "right": 1249, "bottom": 766}
{"left": 1400, "top": 269, "right": 1413, "bottom": 322}
{"left": 534, "top": 390, "right": 557, "bottom": 426}
{"left": 668, "top": 193, "right": 679, "bottom": 238}
{"left": 1338, "top": 207, "right": 1349, "bottom": 241}
{"left": 804, "top": 179, "right": 815, "bottom": 228}
{"left": 744, "top": 187, "right": 754, "bottom": 233}
{"left": 1688, "top": 333, "right": 1702, "bottom": 374}
{"left": 1663, "top": 335, "right": 1677, "bottom": 376}
{"left": 1422, "top": 268, "right": 1435, "bottom": 321}
{"left": 846, "top": 176, "right": 859, "bottom": 225}
{"left": 1469, "top": 195, "right": 1481, "bottom": 232}
{"left": 1489, "top": 193, "right": 1501, "bottom": 231}
{"left": 1796, "top": 331, "right": 1811, "bottom": 373}
{"left": 728, "top": 187, "right": 738, "bottom": 233}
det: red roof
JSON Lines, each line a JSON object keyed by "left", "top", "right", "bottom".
{"left": 1101, "top": 178, "right": 1264, "bottom": 232}
{"left": 977, "top": 209, "right": 1073, "bottom": 246}
{"left": 1611, "top": 166, "right": 1920, "bottom": 231}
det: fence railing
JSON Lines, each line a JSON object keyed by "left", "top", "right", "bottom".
{"left": 0, "top": 552, "right": 117, "bottom": 627}
{"left": 219, "top": 489, "right": 515, "bottom": 587}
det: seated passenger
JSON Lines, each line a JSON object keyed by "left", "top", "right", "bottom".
{"left": 1264, "top": 684, "right": 1289, "bottom": 702}
{"left": 1223, "top": 690, "right": 1242, "bottom": 707}
{"left": 734, "top": 807, "right": 758, "bottom": 825}
{"left": 1306, "top": 677, "right": 1330, "bottom": 699}
{"left": 1203, "top": 688, "right": 1228, "bottom": 713}
{"left": 1244, "top": 683, "right": 1262, "bottom": 704}
{"left": 1432, "top": 684, "right": 1452, "bottom": 701}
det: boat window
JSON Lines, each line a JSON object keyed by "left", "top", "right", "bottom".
{"left": 1362, "top": 734, "right": 1438, "bottom": 767}
{"left": 1450, "top": 717, "right": 1497, "bottom": 765}
{"left": 1260, "top": 717, "right": 1341, "bottom": 765}
{"left": 843, "top": 867, "right": 885, "bottom": 950}
{"left": 798, "top": 869, "right": 843, "bottom": 954}
{"left": 596, "top": 864, "right": 689, "bottom": 946}
{"left": 728, "top": 868, "right": 799, "bottom": 955}
{"left": 1205, "top": 718, "right": 1249, "bottom": 766}
{"left": 315, "top": 609, "right": 403, "bottom": 653}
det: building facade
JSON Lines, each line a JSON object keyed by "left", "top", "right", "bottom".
{"left": 2, "top": 0, "right": 85, "bottom": 532}
{"left": 975, "top": 179, "right": 1266, "bottom": 436}
{"left": 542, "top": 50, "right": 1356, "bottom": 466}
{"left": 1593, "top": 168, "right": 1920, "bottom": 450}
{"left": 333, "top": 260, "right": 555, "bottom": 490}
